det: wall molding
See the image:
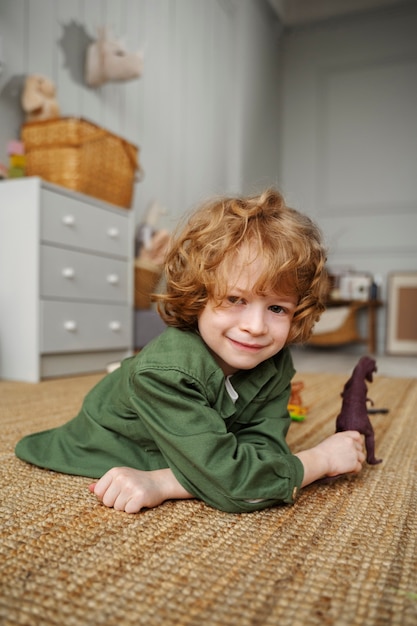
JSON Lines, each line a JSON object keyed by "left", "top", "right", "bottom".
{"left": 315, "top": 53, "right": 417, "bottom": 217}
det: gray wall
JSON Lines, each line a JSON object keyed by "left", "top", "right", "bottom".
{"left": 1, "top": 0, "right": 416, "bottom": 353}
{"left": 0, "top": 0, "right": 281, "bottom": 229}
{"left": 279, "top": 4, "right": 417, "bottom": 352}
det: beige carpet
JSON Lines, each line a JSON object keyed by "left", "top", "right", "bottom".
{"left": 0, "top": 371, "right": 416, "bottom": 626}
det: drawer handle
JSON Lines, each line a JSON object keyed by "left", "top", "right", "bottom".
{"left": 63, "top": 320, "right": 77, "bottom": 332}
{"left": 109, "top": 321, "right": 121, "bottom": 332}
{"left": 62, "top": 214, "right": 75, "bottom": 226}
{"left": 106, "top": 273, "right": 119, "bottom": 285}
{"left": 62, "top": 267, "right": 75, "bottom": 279}
{"left": 107, "top": 227, "right": 120, "bottom": 238}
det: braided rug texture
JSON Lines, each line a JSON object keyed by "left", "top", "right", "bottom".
{"left": 0, "top": 371, "right": 416, "bottom": 626}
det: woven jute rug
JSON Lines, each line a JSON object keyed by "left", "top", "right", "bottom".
{"left": 0, "top": 370, "right": 416, "bottom": 626}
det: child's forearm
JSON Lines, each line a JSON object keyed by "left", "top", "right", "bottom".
{"left": 295, "top": 449, "right": 329, "bottom": 487}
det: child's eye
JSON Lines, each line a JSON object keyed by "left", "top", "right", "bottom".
{"left": 227, "top": 296, "right": 244, "bottom": 305}
{"left": 269, "top": 304, "right": 286, "bottom": 315}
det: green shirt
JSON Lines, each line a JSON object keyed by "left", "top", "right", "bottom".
{"left": 15, "top": 327, "right": 304, "bottom": 513}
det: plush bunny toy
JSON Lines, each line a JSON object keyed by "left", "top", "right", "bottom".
{"left": 21, "top": 74, "right": 60, "bottom": 122}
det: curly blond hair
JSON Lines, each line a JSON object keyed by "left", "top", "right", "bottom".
{"left": 155, "top": 188, "right": 328, "bottom": 343}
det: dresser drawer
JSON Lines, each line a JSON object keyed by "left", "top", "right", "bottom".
{"left": 41, "top": 245, "right": 129, "bottom": 302}
{"left": 41, "top": 188, "right": 130, "bottom": 257}
{"left": 41, "top": 301, "right": 132, "bottom": 353}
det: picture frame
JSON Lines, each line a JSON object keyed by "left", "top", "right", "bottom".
{"left": 386, "top": 272, "right": 417, "bottom": 355}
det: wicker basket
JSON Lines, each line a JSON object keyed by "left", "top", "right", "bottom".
{"left": 21, "top": 117, "right": 142, "bottom": 208}
{"left": 134, "top": 261, "right": 162, "bottom": 309}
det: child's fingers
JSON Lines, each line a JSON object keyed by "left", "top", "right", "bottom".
{"left": 88, "top": 482, "right": 97, "bottom": 493}
{"left": 90, "top": 469, "right": 116, "bottom": 499}
{"left": 343, "top": 431, "right": 366, "bottom": 454}
{"left": 343, "top": 430, "right": 363, "bottom": 442}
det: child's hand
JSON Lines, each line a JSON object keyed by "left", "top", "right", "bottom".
{"left": 89, "top": 467, "right": 193, "bottom": 513}
{"left": 295, "top": 431, "right": 366, "bottom": 487}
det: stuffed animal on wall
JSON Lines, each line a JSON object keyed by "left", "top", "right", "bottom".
{"left": 85, "top": 26, "right": 143, "bottom": 87}
{"left": 21, "top": 74, "right": 60, "bottom": 122}
{"left": 335, "top": 355, "right": 382, "bottom": 465}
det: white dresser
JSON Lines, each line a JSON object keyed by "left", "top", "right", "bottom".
{"left": 0, "top": 177, "right": 134, "bottom": 382}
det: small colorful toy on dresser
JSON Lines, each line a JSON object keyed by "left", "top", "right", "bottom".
{"left": 7, "top": 140, "right": 26, "bottom": 178}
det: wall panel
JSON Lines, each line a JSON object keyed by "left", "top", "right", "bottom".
{"left": 280, "top": 5, "right": 417, "bottom": 352}
{"left": 317, "top": 56, "right": 417, "bottom": 215}
{"left": 0, "top": 0, "right": 260, "bottom": 230}
{"left": 0, "top": 0, "right": 26, "bottom": 141}
{"left": 81, "top": 0, "right": 105, "bottom": 123}
{"left": 56, "top": 0, "right": 84, "bottom": 115}
{"left": 27, "top": 0, "right": 56, "bottom": 79}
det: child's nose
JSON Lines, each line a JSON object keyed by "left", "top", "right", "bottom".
{"left": 240, "top": 307, "right": 267, "bottom": 335}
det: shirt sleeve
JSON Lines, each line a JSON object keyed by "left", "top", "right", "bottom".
{"left": 127, "top": 366, "right": 304, "bottom": 513}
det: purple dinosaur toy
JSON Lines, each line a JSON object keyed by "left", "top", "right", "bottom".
{"left": 335, "top": 355, "right": 382, "bottom": 465}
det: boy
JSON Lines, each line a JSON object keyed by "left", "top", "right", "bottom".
{"left": 16, "top": 189, "right": 365, "bottom": 513}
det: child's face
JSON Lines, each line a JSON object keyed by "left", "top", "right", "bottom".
{"left": 198, "top": 256, "right": 297, "bottom": 376}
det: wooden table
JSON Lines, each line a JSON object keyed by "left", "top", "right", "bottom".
{"left": 308, "top": 299, "right": 383, "bottom": 353}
